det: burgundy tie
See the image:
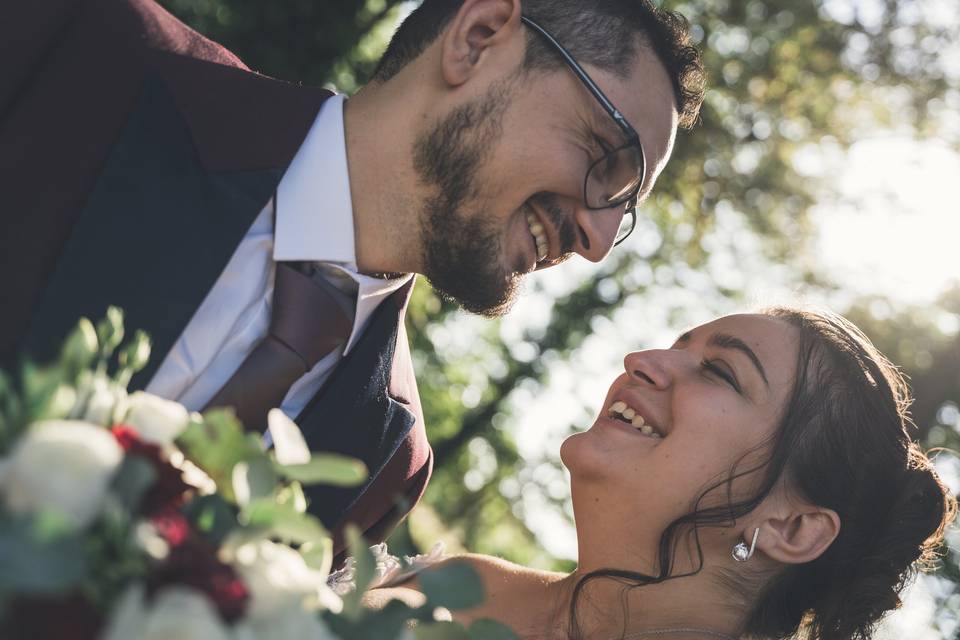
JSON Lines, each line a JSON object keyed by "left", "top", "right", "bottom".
{"left": 204, "top": 262, "right": 352, "bottom": 431}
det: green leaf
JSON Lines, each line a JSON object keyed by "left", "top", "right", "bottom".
{"left": 242, "top": 499, "right": 328, "bottom": 546}
{"left": 418, "top": 561, "right": 485, "bottom": 611}
{"left": 21, "top": 362, "right": 65, "bottom": 423}
{"left": 341, "top": 525, "right": 377, "bottom": 620}
{"left": 413, "top": 621, "right": 471, "bottom": 640}
{"left": 299, "top": 537, "right": 334, "bottom": 575}
{"left": 274, "top": 453, "right": 368, "bottom": 487}
{"left": 176, "top": 409, "right": 265, "bottom": 502}
{"left": 324, "top": 598, "right": 425, "bottom": 640}
{"left": 276, "top": 481, "right": 307, "bottom": 513}
{"left": 232, "top": 456, "right": 277, "bottom": 506}
{"left": 110, "top": 455, "right": 157, "bottom": 512}
{"left": 468, "top": 619, "right": 521, "bottom": 640}
{"left": 0, "top": 517, "right": 87, "bottom": 593}
{"left": 181, "top": 494, "right": 239, "bottom": 547}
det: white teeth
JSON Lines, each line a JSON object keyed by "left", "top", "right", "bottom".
{"left": 608, "top": 400, "right": 661, "bottom": 438}
{"left": 526, "top": 212, "right": 549, "bottom": 261}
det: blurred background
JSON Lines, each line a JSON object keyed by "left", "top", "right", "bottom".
{"left": 160, "top": 0, "right": 960, "bottom": 636}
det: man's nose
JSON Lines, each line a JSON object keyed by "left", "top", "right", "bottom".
{"left": 571, "top": 203, "right": 623, "bottom": 262}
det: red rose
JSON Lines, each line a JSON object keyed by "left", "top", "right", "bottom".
{"left": 146, "top": 522, "right": 250, "bottom": 624}
{"left": 110, "top": 425, "right": 192, "bottom": 515}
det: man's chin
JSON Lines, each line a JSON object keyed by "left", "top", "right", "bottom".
{"left": 429, "top": 271, "right": 521, "bottom": 318}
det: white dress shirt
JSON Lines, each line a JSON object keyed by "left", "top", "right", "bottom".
{"left": 146, "top": 94, "right": 413, "bottom": 421}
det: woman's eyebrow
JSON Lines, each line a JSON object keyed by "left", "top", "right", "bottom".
{"left": 672, "top": 329, "right": 770, "bottom": 387}
{"left": 708, "top": 333, "right": 769, "bottom": 386}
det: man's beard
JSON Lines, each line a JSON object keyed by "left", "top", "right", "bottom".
{"left": 412, "top": 81, "right": 523, "bottom": 318}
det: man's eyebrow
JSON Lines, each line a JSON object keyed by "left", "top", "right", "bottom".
{"left": 673, "top": 329, "right": 770, "bottom": 387}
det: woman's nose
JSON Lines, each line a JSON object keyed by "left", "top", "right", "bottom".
{"left": 623, "top": 349, "right": 678, "bottom": 390}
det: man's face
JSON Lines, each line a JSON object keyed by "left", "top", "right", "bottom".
{"left": 414, "top": 44, "right": 679, "bottom": 316}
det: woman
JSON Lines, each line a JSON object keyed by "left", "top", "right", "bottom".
{"left": 362, "top": 308, "right": 957, "bottom": 640}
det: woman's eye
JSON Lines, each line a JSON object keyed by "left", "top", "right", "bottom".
{"left": 702, "top": 360, "right": 741, "bottom": 392}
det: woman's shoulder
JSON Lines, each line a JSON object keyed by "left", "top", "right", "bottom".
{"left": 440, "top": 553, "right": 564, "bottom": 590}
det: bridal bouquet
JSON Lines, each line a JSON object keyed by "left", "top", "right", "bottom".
{"left": 0, "top": 309, "right": 517, "bottom": 640}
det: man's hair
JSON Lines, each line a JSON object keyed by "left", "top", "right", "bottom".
{"left": 371, "top": 0, "right": 705, "bottom": 129}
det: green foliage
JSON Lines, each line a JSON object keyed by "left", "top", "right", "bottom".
{"left": 418, "top": 561, "right": 485, "bottom": 610}
{"left": 0, "top": 516, "right": 88, "bottom": 594}
{"left": 175, "top": 408, "right": 264, "bottom": 503}
{"left": 275, "top": 453, "right": 368, "bottom": 487}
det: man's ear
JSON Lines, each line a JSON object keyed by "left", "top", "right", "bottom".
{"left": 439, "top": 0, "right": 523, "bottom": 87}
{"left": 754, "top": 504, "right": 841, "bottom": 565}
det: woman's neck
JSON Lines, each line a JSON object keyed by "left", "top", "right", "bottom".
{"left": 512, "top": 565, "right": 744, "bottom": 640}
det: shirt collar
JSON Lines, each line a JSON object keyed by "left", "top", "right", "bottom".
{"left": 274, "top": 94, "right": 357, "bottom": 267}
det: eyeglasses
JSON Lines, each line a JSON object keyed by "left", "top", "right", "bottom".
{"left": 521, "top": 15, "right": 646, "bottom": 246}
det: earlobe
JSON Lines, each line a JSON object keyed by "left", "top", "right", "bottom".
{"left": 439, "top": 0, "right": 522, "bottom": 87}
{"left": 756, "top": 507, "right": 841, "bottom": 565}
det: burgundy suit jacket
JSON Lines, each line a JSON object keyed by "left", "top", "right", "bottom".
{"left": 0, "top": 0, "right": 431, "bottom": 556}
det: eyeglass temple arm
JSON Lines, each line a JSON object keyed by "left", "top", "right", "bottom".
{"left": 520, "top": 15, "right": 638, "bottom": 139}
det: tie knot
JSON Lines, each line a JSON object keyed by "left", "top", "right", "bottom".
{"left": 271, "top": 262, "right": 353, "bottom": 369}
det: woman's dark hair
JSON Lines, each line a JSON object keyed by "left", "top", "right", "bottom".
{"left": 370, "top": 0, "right": 705, "bottom": 129}
{"left": 568, "top": 308, "right": 957, "bottom": 640}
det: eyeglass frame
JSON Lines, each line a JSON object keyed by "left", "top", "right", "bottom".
{"left": 520, "top": 15, "right": 646, "bottom": 246}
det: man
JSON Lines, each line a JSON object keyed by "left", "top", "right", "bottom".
{"left": 0, "top": 0, "right": 703, "bottom": 553}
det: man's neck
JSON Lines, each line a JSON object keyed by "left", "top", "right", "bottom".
{"left": 342, "top": 82, "right": 424, "bottom": 277}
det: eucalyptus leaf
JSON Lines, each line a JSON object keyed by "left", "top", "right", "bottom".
{"left": 341, "top": 525, "right": 377, "bottom": 621}
{"left": 0, "top": 517, "right": 87, "bottom": 593}
{"left": 242, "top": 499, "right": 328, "bottom": 546}
{"left": 276, "top": 481, "right": 307, "bottom": 513}
{"left": 299, "top": 537, "right": 334, "bottom": 575}
{"left": 232, "top": 456, "right": 277, "bottom": 506}
{"left": 267, "top": 408, "right": 310, "bottom": 464}
{"left": 176, "top": 409, "right": 264, "bottom": 502}
{"left": 468, "top": 619, "right": 521, "bottom": 640}
{"left": 274, "top": 453, "right": 368, "bottom": 487}
{"left": 110, "top": 455, "right": 157, "bottom": 512}
{"left": 325, "top": 598, "right": 422, "bottom": 640}
{"left": 418, "top": 561, "right": 485, "bottom": 611}
{"left": 413, "top": 621, "right": 471, "bottom": 640}
{"left": 181, "top": 494, "right": 238, "bottom": 547}
{"left": 21, "top": 363, "right": 64, "bottom": 422}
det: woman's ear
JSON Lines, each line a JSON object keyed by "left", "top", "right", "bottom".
{"left": 754, "top": 504, "right": 840, "bottom": 565}
{"left": 439, "top": 0, "right": 523, "bottom": 87}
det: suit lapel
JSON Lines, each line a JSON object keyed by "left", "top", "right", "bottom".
{"left": 22, "top": 74, "right": 281, "bottom": 387}
{"left": 298, "top": 282, "right": 419, "bottom": 529}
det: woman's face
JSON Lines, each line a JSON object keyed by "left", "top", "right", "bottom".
{"left": 561, "top": 313, "right": 799, "bottom": 544}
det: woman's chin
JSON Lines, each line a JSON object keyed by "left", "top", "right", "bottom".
{"left": 560, "top": 429, "right": 620, "bottom": 482}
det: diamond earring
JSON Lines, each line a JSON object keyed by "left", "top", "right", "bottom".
{"left": 732, "top": 527, "right": 760, "bottom": 562}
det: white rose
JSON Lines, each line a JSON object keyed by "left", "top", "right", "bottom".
{"left": 102, "top": 584, "right": 231, "bottom": 640}
{"left": 0, "top": 420, "right": 122, "bottom": 530}
{"left": 230, "top": 539, "right": 342, "bottom": 624}
{"left": 77, "top": 375, "right": 128, "bottom": 426}
{"left": 123, "top": 391, "right": 190, "bottom": 445}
